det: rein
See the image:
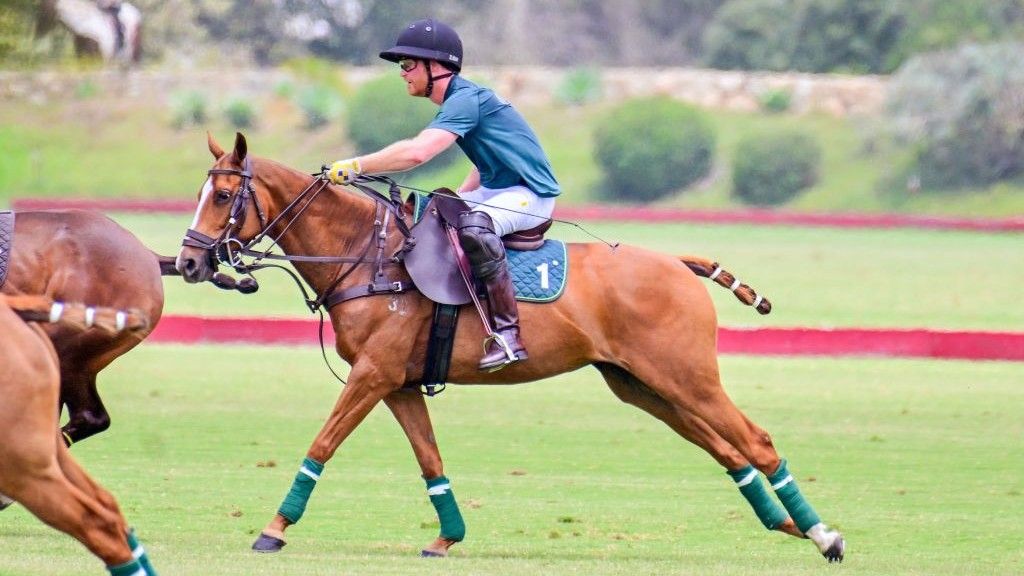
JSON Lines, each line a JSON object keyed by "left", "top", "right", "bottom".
{"left": 182, "top": 162, "right": 417, "bottom": 313}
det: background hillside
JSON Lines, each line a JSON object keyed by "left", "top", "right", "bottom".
{"left": 1, "top": 0, "right": 1023, "bottom": 216}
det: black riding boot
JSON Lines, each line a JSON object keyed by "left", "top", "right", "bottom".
{"left": 457, "top": 211, "right": 528, "bottom": 372}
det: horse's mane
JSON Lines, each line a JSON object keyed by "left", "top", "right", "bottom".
{"left": 251, "top": 156, "right": 378, "bottom": 210}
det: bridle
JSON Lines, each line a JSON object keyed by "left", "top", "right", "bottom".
{"left": 182, "top": 156, "right": 267, "bottom": 270}
{"left": 181, "top": 156, "right": 418, "bottom": 313}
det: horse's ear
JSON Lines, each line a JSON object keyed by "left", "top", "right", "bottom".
{"left": 207, "top": 132, "right": 225, "bottom": 159}
{"left": 232, "top": 132, "right": 248, "bottom": 164}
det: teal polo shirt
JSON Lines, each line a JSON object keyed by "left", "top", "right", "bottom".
{"left": 427, "top": 75, "right": 560, "bottom": 197}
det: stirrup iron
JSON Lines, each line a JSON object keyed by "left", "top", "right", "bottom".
{"left": 483, "top": 332, "right": 517, "bottom": 364}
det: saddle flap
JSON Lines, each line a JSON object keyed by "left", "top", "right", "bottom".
{"left": 404, "top": 198, "right": 472, "bottom": 306}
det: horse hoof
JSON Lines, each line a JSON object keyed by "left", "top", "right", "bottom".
{"left": 0, "top": 493, "right": 14, "bottom": 511}
{"left": 822, "top": 536, "right": 845, "bottom": 563}
{"left": 420, "top": 549, "right": 447, "bottom": 558}
{"left": 251, "top": 532, "right": 287, "bottom": 553}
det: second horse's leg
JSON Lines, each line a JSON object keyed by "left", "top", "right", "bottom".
{"left": 56, "top": 445, "right": 157, "bottom": 575}
{"left": 383, "top": 389, "right": 466, "bottom": 557}
{"left": 60, "top": 369, "right": 110, "bottom": 446}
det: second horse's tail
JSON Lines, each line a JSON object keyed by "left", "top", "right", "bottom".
{"left": 3, "top": 294, "right": 150, "bottom": 335}
{"left": 679, "top": 255, "right": 772, "bottom": 315}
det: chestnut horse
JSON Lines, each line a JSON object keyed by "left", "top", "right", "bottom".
{"left": 2, "top": 210, "right": 165, "bottom": 447}
{"left": 176, "top": 133, "right": 844, "bottom": 562}
{"left": 0, "top": 294, "right": 157, "bottom": 575}
{"left": 3, "top": 209, "right": 251, "bottom": 448}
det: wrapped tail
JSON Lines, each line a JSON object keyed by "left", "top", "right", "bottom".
{"left": 679, "top": 255, "right": 772, "bottom": 315}
{"left": 2, "top": 294, "right": 150, "bottom": 335}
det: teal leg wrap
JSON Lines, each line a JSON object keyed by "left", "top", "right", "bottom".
{"left": 425, "top": 475, "right": 466, "bottom": 541}
{"left": 277, "top": 457, "right": 324, "bottom": 524}
{"left": 768, "top": 459, "right": 822, "bottom": 533}
{"left": 126, "top": 529, "right": 157, "bottom": 576}
{"left": 107, "top": 558, "right": 145, "bottom": 576}
{"left": 727, "top": 465, "right": 789, "bottom": 530}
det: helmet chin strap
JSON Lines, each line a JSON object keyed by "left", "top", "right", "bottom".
{"left": 424, "top": 60, "right": 454, "bottom": 98}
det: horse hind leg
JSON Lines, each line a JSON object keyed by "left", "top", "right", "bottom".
{"left": 60, "top": 331, "right": 147, "bottom": 445}
{"left": 5, "top": 459, "right": 139, "bottom": 573}
{"left": 618, "top": 361, "right": 844, "bottom": 562}
{"left": 56, "top": 444, "right": 157, "bottom": 574}
{"left": 596, "top": 363, "right": 801, "bottom": 538}
{"left": 60, "top": 369, "right": 110, "bottom": 446}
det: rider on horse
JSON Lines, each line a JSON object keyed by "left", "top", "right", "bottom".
{"left": 328, "top": 18, "right": 560, "bottom": 372}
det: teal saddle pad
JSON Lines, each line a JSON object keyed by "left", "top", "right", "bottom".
{"left": 506, "top": 240, "right": 567, "bottom": 302}
{"left": 410, "top": 193, "right": 567, "bottom": 303}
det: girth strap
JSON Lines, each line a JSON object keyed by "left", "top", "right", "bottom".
{"left": 322, "top": 279, "right": 417, "bottom": 309}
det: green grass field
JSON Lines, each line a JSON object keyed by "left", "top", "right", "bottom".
{"left": 2, "top": 86, "right": 1022, "bottom": 574}
{"left": 1, "top": 347, "right": 1021, "bottom": 576}
{"left": 112, "top": 212, "right": 1024, "bottom": 331}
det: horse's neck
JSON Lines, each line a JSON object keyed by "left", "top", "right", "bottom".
{"left": 255, "top": 160, "right": 380, "bottom": 293}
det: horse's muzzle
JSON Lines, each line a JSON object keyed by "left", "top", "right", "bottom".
{"left": 175, "top": 247, "right": 214, "bottom": 283}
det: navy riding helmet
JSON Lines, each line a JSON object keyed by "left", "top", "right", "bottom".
{"left": 379, "top": 18, "right": 463, "bottom": 73}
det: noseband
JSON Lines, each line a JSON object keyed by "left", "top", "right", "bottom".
{"left": 182, "top": 156, "right": 267, "bottom": 269}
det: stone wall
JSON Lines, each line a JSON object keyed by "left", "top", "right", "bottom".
{"left": 0, "top": 66, "right": 887, "bottom": 117}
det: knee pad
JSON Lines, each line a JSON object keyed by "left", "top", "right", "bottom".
{"left": 457, "top": 211, "right": 506, "bottom": 279}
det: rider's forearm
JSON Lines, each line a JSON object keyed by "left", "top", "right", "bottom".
{"left": 357, "top": 129, "right": 455, "bottom": 175}
{"left": 357, "top": 139, "right": 431, "bottom": 174}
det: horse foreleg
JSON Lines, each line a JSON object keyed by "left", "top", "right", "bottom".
{"left": 383, "top": 389, "right": 465, "bottom": 557}
{"left": 596, "top": 363, "right": 802, "bottom": 538}
{"left": 253, "top": 363, "right": 399, "bottom": 553}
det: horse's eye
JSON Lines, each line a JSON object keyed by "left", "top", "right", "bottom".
{"left": 214, "top": 189, "right": 232, "bottom": 203}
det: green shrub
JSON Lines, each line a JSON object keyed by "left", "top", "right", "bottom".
{"left": 732, "top": 131, "right": 822, "bottom": 206}
{"left": 703, "top": 0, "right": 798, "bottom": 71}
{"left": 346, "top": 74, "right": 457, "bottom": 172}
{"left": 223, "top": 98, "right": 257, "bottom": 129}
{"left": 704, "top": 0, "right": 906, "bottom": 73}
{"left": 555, "top": 67, "right": 603, "bottom": 106}
{"left": 759, "top": 89, "right": 792, "bottom": 113}
{"left": 593, "top": 97, "right": 715, "bottom": 202}
{"left": 295, "top": 84, "right": 343, "bottom": 129}
{"left": 885, "top": 42, "right": 1024, "bottom": 189}
{"left": 169, "top": 90, "right": 208, "bottom": 129}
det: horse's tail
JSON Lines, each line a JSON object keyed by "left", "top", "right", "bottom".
{"left": 3, "top": 294, "right": 150, "bottom": 335}
{"left": 154, "top": 252, "right": 258, "bottom": 294}
{"left": 679, "top": 255, "right": 772, "bottom": 315}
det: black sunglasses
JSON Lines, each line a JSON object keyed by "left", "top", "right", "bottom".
{"left": 398, "top": 59, "right": 419, "bottom": 72}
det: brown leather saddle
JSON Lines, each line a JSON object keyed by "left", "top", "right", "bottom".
{"left": 403, "top": 189, "right": 551, "bottom": 305}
